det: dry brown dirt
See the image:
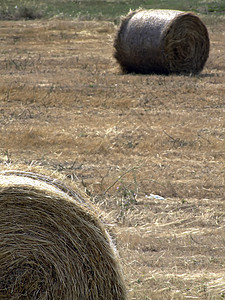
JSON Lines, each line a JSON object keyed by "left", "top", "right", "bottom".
{"left": 0, "top": 16, "right": 225, "bottom": 299}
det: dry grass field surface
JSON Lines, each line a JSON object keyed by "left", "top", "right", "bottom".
{"left": 0, "top": 14, "right": 225, "bottom": 299}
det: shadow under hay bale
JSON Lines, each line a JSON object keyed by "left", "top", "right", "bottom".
{"left": 0, "top": 168, "right": 127, "bottom": 300}
{"left": 114, "top": 9, "right": 210, "bottom": 75}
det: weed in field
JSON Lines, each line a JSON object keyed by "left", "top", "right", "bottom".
{"left": 116, "top": 180, "right": 138, "bottom": 223}
{"left": 16, "top": 4, "right": 43, "bottom": 20}
{"left": 105, "top": 167, "right": 140, "bottom": 222}
{"left": 0, "top": 149, "right": 11, "bottom": 164}
{"left": 0, "top": 3, "right": 44, "bottom": 20}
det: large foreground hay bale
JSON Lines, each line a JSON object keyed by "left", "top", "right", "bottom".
{"left": 114, "top": 9, "right": 210, "bottom": 74}
{"left": 0, "top": 168, "right": 127, "bottom": 300}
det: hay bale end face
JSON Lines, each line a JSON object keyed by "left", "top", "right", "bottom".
{"left": 114, "top": 9, "right": 210, "bottom": 75}
{"left": 0, "top": 169, "right": 127, "bottom": 300}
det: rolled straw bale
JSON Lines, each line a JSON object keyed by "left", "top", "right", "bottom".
{"left": 114, "top": 9, "right": 210, "bottom": 74}
{"left": 0, "top": 168, "right": 127, "bottom": 300}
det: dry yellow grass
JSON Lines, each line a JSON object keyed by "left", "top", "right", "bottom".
{"left": 0, "top": 16, "right": 225, "bottom": 299}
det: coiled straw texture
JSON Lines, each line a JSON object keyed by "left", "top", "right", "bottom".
{"left": 114, "top": 9, "right": 210, "bottom": 75}
{"left": 0, "top": 169, "right": 127, "bottom": 300}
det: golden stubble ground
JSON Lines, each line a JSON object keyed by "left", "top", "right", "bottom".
{"left": 0, "top": 16, "right": 224, "bottom": 299}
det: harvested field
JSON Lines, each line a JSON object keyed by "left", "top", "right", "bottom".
{"left": 0, "top": 15, "right": 225, "bottom": 299}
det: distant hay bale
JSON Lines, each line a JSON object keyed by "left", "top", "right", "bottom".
{"left": 0, "top": 168, "right": 127, "bottom": 300}
{"left": 114, "top": 9, "right": 210, "bottom": 75}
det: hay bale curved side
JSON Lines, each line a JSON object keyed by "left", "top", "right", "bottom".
{"left": 114, "top": 9, "right": 210, "bottom": 74}
{"left": 0, "top": 169, "right": 127, "bottom": 300}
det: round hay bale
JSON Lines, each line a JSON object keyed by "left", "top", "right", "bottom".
{"left": 114, "top": 9, "right": 210, "bottom": 75}
{"left": 0, "top": 168, "right": 127, "bottom": 300}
